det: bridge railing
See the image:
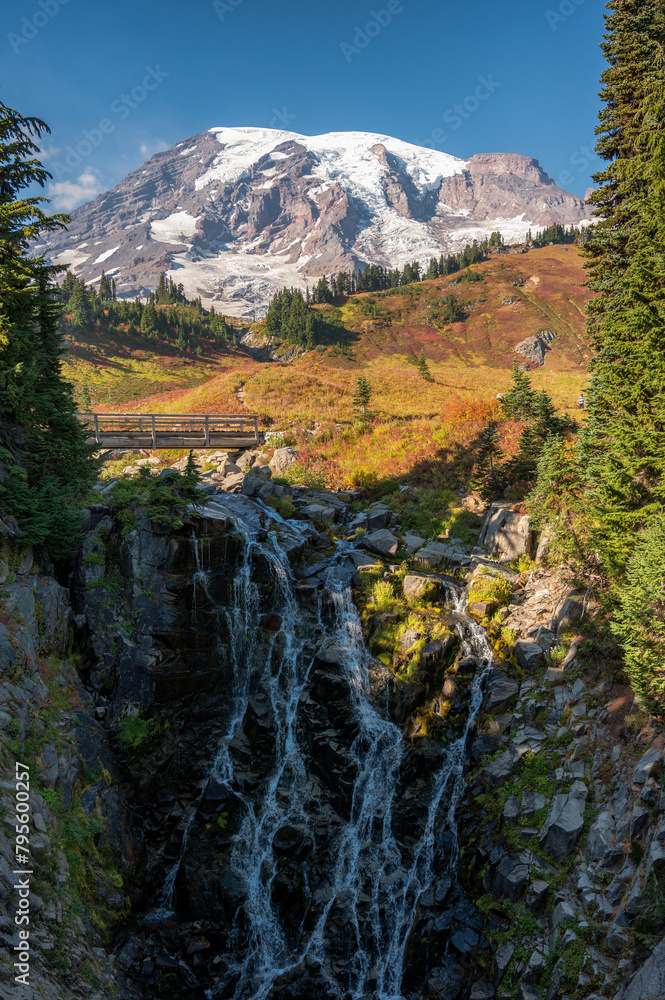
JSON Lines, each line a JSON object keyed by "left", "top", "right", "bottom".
{"left": 76, "top": 413, "right": 261, "bottom": 448}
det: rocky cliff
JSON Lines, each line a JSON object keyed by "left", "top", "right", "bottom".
{"left": 1, "top": 482, "right": 663, "bottom": 1000}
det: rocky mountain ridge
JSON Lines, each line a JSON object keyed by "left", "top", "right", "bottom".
{"left": 36, "top": 127, "right": 592, "bottom": 317}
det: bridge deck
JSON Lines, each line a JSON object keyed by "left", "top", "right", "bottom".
{"left": 77, "top": 413, "right": 262, "bottom": 450}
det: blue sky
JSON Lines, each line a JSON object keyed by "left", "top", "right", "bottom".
{"left": 3, "top": 0, "right": 605, "bottom": 211}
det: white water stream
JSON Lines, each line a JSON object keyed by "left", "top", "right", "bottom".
{"left": 158, "top": 504, "right": 494, "bottom": 1000}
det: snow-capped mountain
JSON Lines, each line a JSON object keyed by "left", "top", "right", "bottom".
{"left": 37, "top": 126, "right": 591, "bottom": 317}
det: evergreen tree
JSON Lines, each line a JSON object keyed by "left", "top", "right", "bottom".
{"left": 500, "top": 361, "right": 538, "bottom": 421}
{"left": 416, "top": 349, "right": 433, "bottom": 382}
{"left": 69, "top": 277, "right": 92, "bottom": 329}
{"left": 0, "top": 101, "right": 97, "bottom": 556}
{"left": 470, "top": 423, "right": 501, "bottom": 501}
{"left": 611, "top": 513, "right": 665, "bottom": 712}
{"left": 352, "top": 376, "right": 372, "bottom": 416}
{"left": 579, "top": 0, "right": 665, "bottom": 575}
{"left": 425, "top": 257, "right": 439, "bottom": 281}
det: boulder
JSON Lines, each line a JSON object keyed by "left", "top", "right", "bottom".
{"left": 420, "top": 636, "right": 455, "bottom": 667}
{"left": 403, "top": 532, "right": 426, "bottom": 556}
{"left": 484, "top": 671, "right": 519, "bottom": 713}
{"left": 301, "top": 503, "right": 337, "bottom": 525}
{"left": 613, "top": 936, "right": 665, "bottom": 999}
{"left": 492, "top": 855, "right": 530, "bottom": 902}
{"left": 220, "top": 472, "right": 244, "bottom": 492}
{"left": 471, "top": 734, "right": 500, "bottom": 762}
{"left": 481, "top": 749, "right": 518, "bottom": 788}
{"left": 550, "top": 899, "right": 578, "bottom": 930}
{"left": 629, "top": 806, "right": 650, "bottom": 841}
{"left": 645, "top": 820, "right": 665, "bottom": 880}
{"left": 469, "top": 600, "right": 498, "bottom": 618}
{"left": 38, "top": 743, "right": 59, "bottom": 789}
{"left": 502, "top": 795, "right": 519, "bottom": 825}
{"left": 361, "top": 529, "right": 400, "bottom": 558}
{"left": 515, "top": 641, "right": 543, "bottom": 673}
{"left": 478, "top": 502, "right": 534, "bottom": 562}
{"left": 269, "top": 447, "right": 298, "bottom": 475}
{"left": 413, "top": 542, "right": 450, "bottom": 569}
{"left": 586, "top": 810, "right": 623, "bottom": 869}
{"left": 493, "top": 942, "right": 515, "bottom": 986}
{"left": 236, "top": 451, "right": 255, "bottom": 471}
{"left": 217, "top": 459, "right": 241, "bottom": 477}
{"left": 525, "top": 879, "right": 550, "bottom": 912}
{"left": 520, "top": 790, "right": 547, "bottom": 818}
{"left": 632, "top": 745, "right": 663, "bottom": 786}
{"left": 539, "top": 780, "right": 588, "bottom": 859}
{"left": 366, "top": 504, "right": 392, "bottom": 531}
{"left": 402, "top": 574, "right": 442, "bottom": 601}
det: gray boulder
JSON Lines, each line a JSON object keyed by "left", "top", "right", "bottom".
{"left": 645, "top": 820, "right": 665, "bottom": 880}
{"left": 493, "top": 941, "right": 514, "bottom": 986}
{"left": 301, "top": 503, "right": 337, "bottom": 525}
{"left": 38, "top": 743, "right": 59, "bottom": 789}
{"left": 269, "top": 447, "right": 298, "bottom": 474}
{"left": 362, "top": 529, "right": 399, "bottom": 558}
{"left": 586, "top": 810, "right": 623, "bottom": 869}
{"left": 540, "top": 780, "right": 588, "bottom": 859}
{"left": 613, "top": 937, "right": 665, "bottom": 998}
{"left": 492, "top": 855, "right": 530, "bottom": 902}
{"left": 403, "top": 532, "right": 426, "bottom": 556}
{"left": 366, "top": 504, "right": 392, "bottom": 530}
{"left": 478, "top": 502, "right": 534, "bottom": 561}
{"left": 632, "top": 745, "right": 663, "bottom": 785}
{"left": 220, "top": 472, "right": 244, "bottom": 493}
{"left": 402, "top": 574, "right": 441, "bottom": 601}
{"left": 413, "top": 542, "right": 450, "bottom": 568}
{"left": 502, "top": 795, "right": 519, "bottom": 826}
{"left": 515, "top": 641, "right": 543, "bottom": 672}
{"left": 481, "top": 749, "right": 518, "bottom": 788}
{"left": 484, "top": 671, "right": 519, "bottom": 713}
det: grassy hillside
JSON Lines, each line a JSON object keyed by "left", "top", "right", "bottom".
{"left": 67, "top": 245, "right": 591, "bottom": 492}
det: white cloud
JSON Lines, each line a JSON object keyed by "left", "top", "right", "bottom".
{"left": 48, "top": 171, "right": 105, "bottom": 211}
{"left": 139, "top": 136, "right": 169, "bottom": 159}
{"left": 39, "top": 145, "right": 61, "bottom": 161}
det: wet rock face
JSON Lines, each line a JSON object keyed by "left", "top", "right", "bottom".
{"left": 68, "top": 492, "right": 492, "bottom": 1000}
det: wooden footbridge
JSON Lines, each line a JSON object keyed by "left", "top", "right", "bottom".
{"left": 77, "top": 413, "right": 262, "bottom": 450}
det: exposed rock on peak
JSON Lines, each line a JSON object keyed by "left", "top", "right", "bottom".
{"left": 37, "top": 126, "right": 591, "bottom": 317}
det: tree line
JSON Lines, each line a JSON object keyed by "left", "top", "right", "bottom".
{"left": 60, "top": 270, "right": 234, "bottom": 351}
{"left": 309, "top": 234, "right": 503, "bottom": 302}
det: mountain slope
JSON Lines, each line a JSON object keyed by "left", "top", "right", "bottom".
{"left": 39, "top": 127, "right": 591, "bottom": 317}
{"left": 63, "top": 245, "right": 590, "bottom": 417}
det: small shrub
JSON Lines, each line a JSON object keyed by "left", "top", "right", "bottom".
{"left": 468, "top": 571, "right": 513, "bottom": 607}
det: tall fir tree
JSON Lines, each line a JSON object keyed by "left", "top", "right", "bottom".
{"left": 499, "top": 361, "right": 538, "bottom": 421}
{"left": 0, "top": 102, "right": 97, "bottom": 557}
{"left": 417, "top": 349, "right": 433, "bottom": 382}
{"left": 352, "top": 376, "right": 372, "bottom": 416}
{"left": 580, "top": 0, "right": 665, "bottom": 574}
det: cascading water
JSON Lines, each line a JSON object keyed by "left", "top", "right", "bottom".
{"left": 161, "top": 501, "right": 495, "bottom": 1000}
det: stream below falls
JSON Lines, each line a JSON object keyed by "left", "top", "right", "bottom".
{"left": 147, "top": 499, "right": 494, "bottom": 1000}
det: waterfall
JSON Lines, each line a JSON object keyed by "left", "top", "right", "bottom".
{"left": 165, "top": 503, "right": 493, "bottom": 1000}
